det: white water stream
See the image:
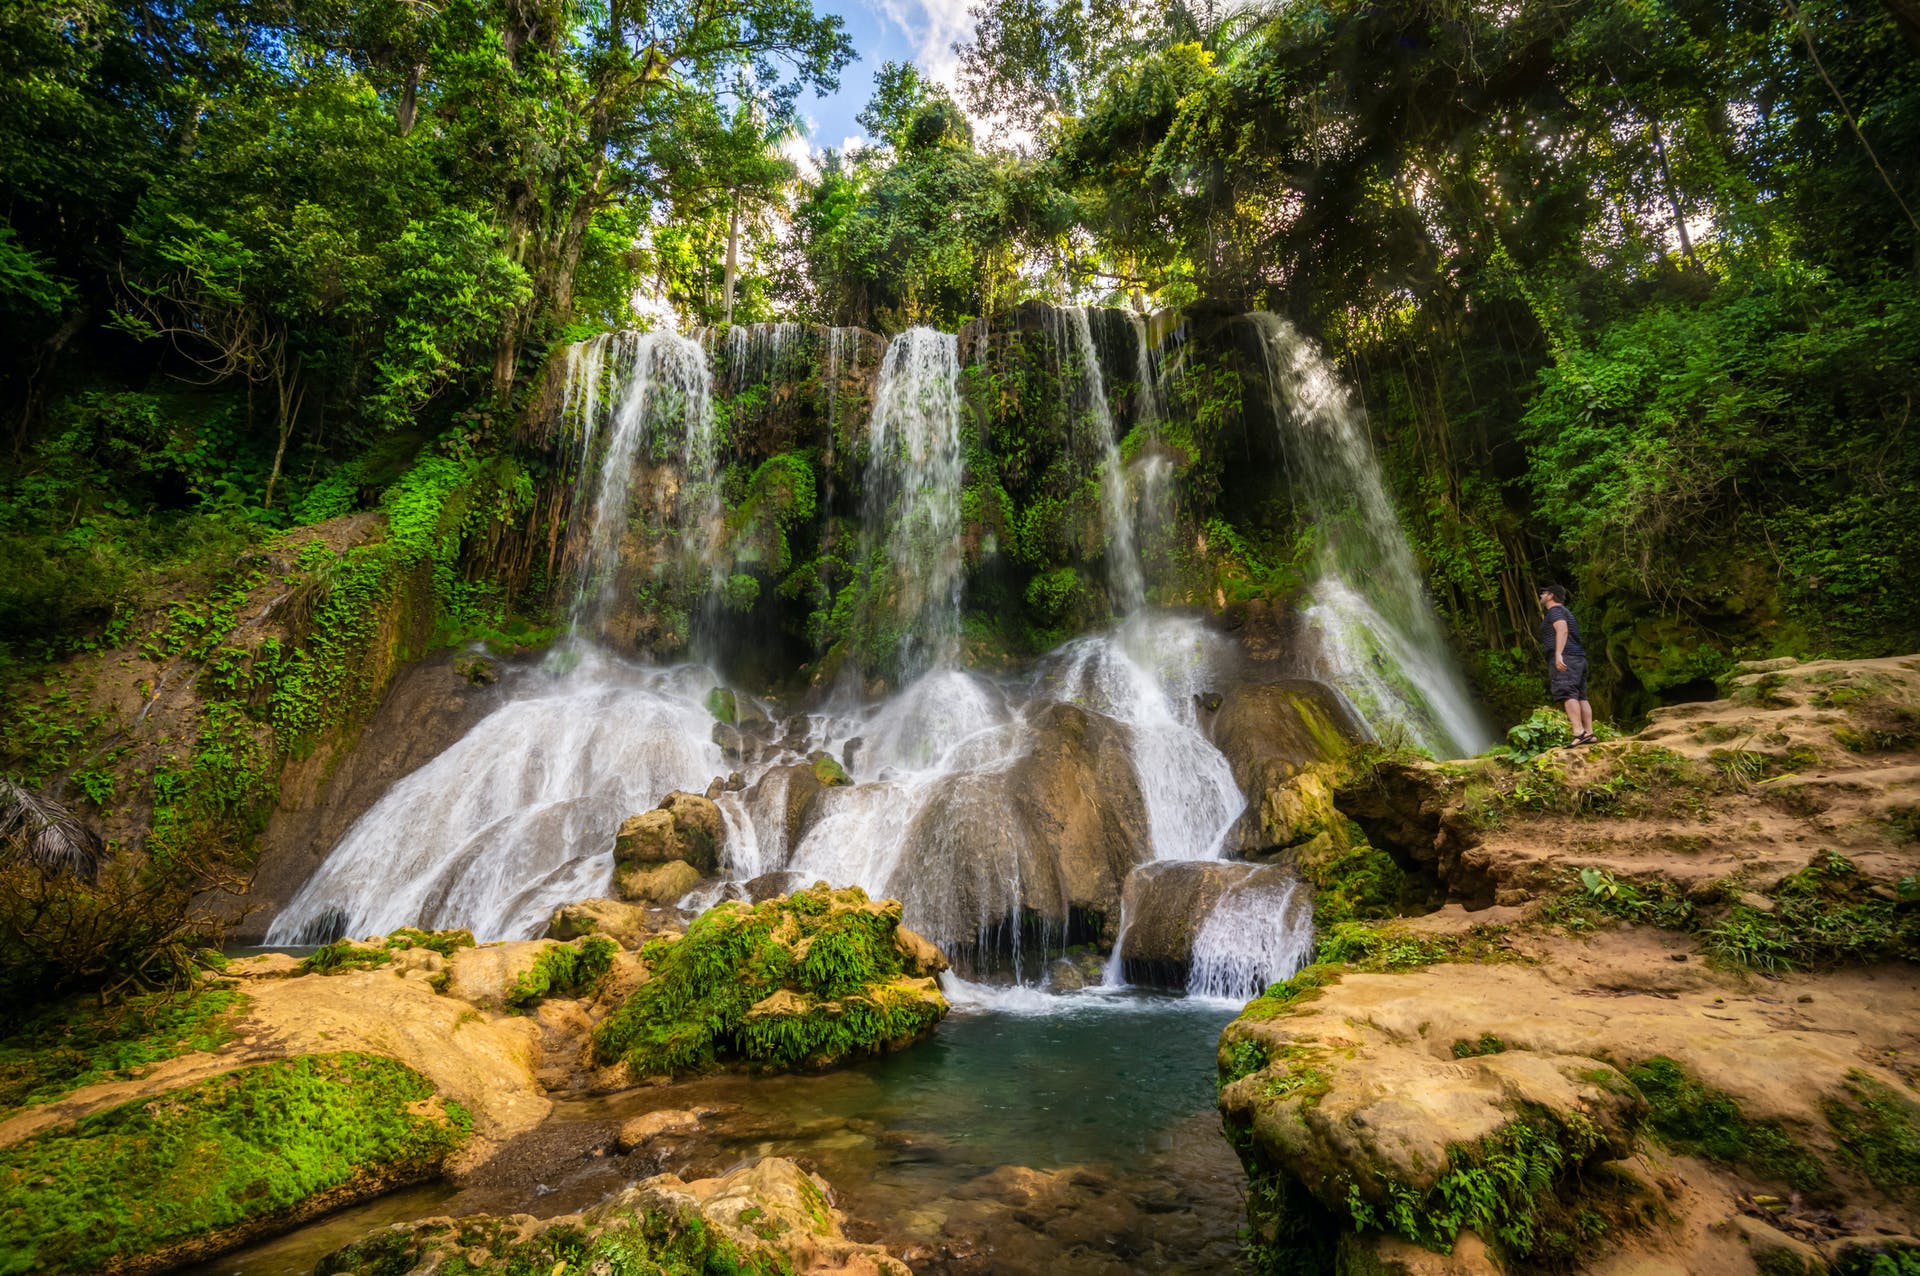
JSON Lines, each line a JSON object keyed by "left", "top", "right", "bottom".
{"left": 1246, "top": 313, "right": 1493, "bottom": 757}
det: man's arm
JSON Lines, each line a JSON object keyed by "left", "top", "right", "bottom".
{"left": 1553, "top": 618, "right": 1569, "bottom": 671}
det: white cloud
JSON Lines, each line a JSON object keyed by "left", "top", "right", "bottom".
{"left": 780, "top": 116, "right": 823, "bottom": 181}
{"left": 868, "top": 0, "right": 977, "bottom": 85}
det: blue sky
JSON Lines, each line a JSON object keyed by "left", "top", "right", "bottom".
{"left": 786, "top": 0, "right": 981, "bottom": 159}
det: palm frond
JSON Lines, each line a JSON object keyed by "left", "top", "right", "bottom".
{"left": 0, "top": 779, "right": 105, "bottom": 881}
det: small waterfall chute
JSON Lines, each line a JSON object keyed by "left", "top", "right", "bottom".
{"left": 1244, "top": 313, "right": 1491, "bottom": 757}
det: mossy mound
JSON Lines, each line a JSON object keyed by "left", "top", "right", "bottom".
{"left": 0, "top": 1052, "right": 470, "bottom": 1276}
{"left": 0, "top": 987, "right": 243, "bottom": 1112}
{"left": 591, "top": 883, "right": 948, "bottom": 1077}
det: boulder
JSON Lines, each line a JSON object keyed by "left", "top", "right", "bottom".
{"left": 613, "top": 859, "right": 702, "bottom": 906}
{"left": 744, "top": 763, "right": 826, "bottom": 859}
{"left": 878, "top": 701, "right": 1151, "bottom": 967}
{"left": 615, "top": 1108, "right": 700, "bottom": 1151}
{"left": 1115, "top": 860, "right": 1307, "bottom": 986}
{"left": 1205, "top": 680, "right": 1366, "bottom": 853}
{"left": 613, "top": 791, "right": 723, "bottom": 876}
{"left": 545, "top": 897, "right": 662, "bottom": 949}
{"left": 318, "top": 1158, "right": 909, "bottom": 1275}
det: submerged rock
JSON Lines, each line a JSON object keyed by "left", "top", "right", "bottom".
{"left": 317, "top": 1157, "right": 909, "bottom": 1275}
{"left": 592, "top": 883, "right": 948, "bottom": 1078}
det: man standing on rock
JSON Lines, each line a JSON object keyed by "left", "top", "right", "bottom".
{"left": 1538, "top": 584, "right": 1595, "bottom": 746}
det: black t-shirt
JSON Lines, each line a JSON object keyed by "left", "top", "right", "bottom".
{"left": 1539, "top": 604, "right": 1586, "bottom": 662}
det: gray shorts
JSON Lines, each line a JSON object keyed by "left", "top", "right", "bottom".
{"left": 1549, "top": 655, "right": 1589, "bottom": 702}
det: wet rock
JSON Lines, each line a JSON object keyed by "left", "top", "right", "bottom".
{"left": 545, "top": 897, "right": 663, "bottom": 949}
{"left": 725, "top": 770, "right": 745, "bottom": 791}
{"left": 1045, "top": 950, "right": 1107, "bottom": 992}
{"left": 613, "top": 859, "right": 701, "bottom": 906}
{"left": 1115, "top": 860, "right": 1306, "bottom": 986}
{"left": 320, "top": 1158, "right": 909, "bottom": 1275}
{"left": 810, "top": 750, "right": 852, "bottom": 786}
{"left": 743, "top": 869, "right": 807, "bottom": 902}
{"left": 1206, "top": 680, "right": 1366, "bottom": 853}
{"left": 704, "top": 776, "right": 724, "bottom": 799}
{"left": 616, "top": 1108, "right": 700, "bottom": 1151}
{"left": 745, "top": 763, "right": 826, "bottom": 856}
{"left": 613, "top": 791, "right": 723, "bottom": 876}
{"left": 705, "top": 686, "right": 738, "bottom": 725}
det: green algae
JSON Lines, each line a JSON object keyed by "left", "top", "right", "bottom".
{"left": 0, "top": 987, "right": 243, "bottom": 1112}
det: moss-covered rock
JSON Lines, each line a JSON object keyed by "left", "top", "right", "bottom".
{"left": 316, "top": 1157, "right": 908, "bottom": 1275}
{"left": 591, "top": 883, "right": 948, "bottom": 1078}
{"left": 0, "top": 1052, "right": 469, "bottom": 1276}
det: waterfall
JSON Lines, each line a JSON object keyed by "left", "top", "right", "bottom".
{"left": 1245, "top": 313, "right": 1491, "bottom": 757}
{"left": 1127, "top": 310, "right": 1162, "bottom": 431}
{"left": 268, "top": 331, "right": 723, "bottom": 945}
{"left": 1058, "top": 306, "right": 1145, "bottom": 615}
{"left": 1188, "top": 874, "right": 1315, "bottom": 1001}
{"left": 567, "top": 331, "right": 718, "bottom": 638}
{"left": 267, "top": 656, "right": 726, "bottom": 943}
{"left": 1042, "top": 615, "right": 1239, "bottom": 863}
{"left": 859, "top": 328, "right": 967, "bottom": 679}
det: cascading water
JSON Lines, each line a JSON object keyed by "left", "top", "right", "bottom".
{"left": 269, "top": 331, "right": 728, "bottom": 945}
{"left": 566, "top": 330, "right": 720, "bottom": 636}
{"left": 1245, "top": 313, "right": 1492, "bottom": 757}
{"left": 1187, "top": 875, "right": 1315, "bottom": 1001}
{"left": 1057, "top": 306, "right": 1145, "bottom": 614}
{"left": 858, "top": 328, "right": 967, "bottom": 678}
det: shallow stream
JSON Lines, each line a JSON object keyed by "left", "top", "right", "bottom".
{"left": 184, "top": 991, "right": 1245, "bottom": 1275}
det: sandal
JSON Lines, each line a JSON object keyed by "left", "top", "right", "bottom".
{"left": 1571, "top": 733, "right": 1598, "bottom": 747}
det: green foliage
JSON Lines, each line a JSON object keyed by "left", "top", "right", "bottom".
{"left": 1501, "top": 708, "right": 1573, "bottom": 762}
{"left": 1238, "top": 964, "right": 1343, "bottom": 1021}
{"left": 316, "top": 1199, "right": 789, "bottom": 1276}
{"left": 301, "top": 941, "right": 394, "bottom": 976}
{"left": 1343, "top": 1109, "right": 1605, "bottom": 1259}
{"left": 1701, "top": 854, "right": 1920, "bottom": 972}
{"left": 0, "top": 1053, "right": 469, "bottom": 1276}
{"left": 591, "top": 884, "right": 943, "bottom": 1076}
{"left": 1301, "top": 843, "right": 1410, "bottom": 930}
{"left": 1626, "top": 1057, "right": 1825, "bottom": 1191}
{"left": 1220, "top": 1037, "right": 1270, "bottom": 1088}
{"left": 0, "top": 989, "right": 242, "bottom": 1112}
{"left": 505, "top": 937, "right": 618, "bottom": 1011}
{"left": 1824, "top": 1071, "right": 1920, "bottom": 1194}
{"left": 1453, "top": 1034, "right": 1508, "bottom": 1059}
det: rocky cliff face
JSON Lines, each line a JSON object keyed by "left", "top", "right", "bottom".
{"left": 1220, "top": 654, "right": 1920, "bottom": 1274}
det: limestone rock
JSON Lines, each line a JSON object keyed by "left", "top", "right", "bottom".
{"left": 319, "top": 1159, "right": 909, "bottom": 1276}
{"left": 1115, "top": 860, "right": 1306, "bottom": 986}
{"left": 613, "top": 791, "right": 723, "bottom": 877}
{"left": 443, "top": 941, "right": 561, "bottom": 1013}
{"left": 613, "top": 859, "right": 702, "bottom": 906}
{"left": 1206, "top": 680, "right": 1367, "bottom": 852}
{"left": 809, "top": 749, "right": 852, "bottom": 786}
{"left": 545, "top": 897, "right": 662, "bottom": 949}
{"left": 892, "top": 923, "right": 949, "bottom": 976}
{"left": 615, "top": 1108, "right": 699, "bottom": 1151}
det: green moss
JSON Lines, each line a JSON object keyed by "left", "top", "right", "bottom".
{"left": 300, "top": 939, "right": 394, "bottom": 975}
{"left": 317, "top": 1198, "right": 790, "bottom": 1276}
{"left": 810, "top": 752, "right": 850, "bottom": 787}
{"left": 592, "top": 884, "right": 945, "bottom": 1077}
{"left": 1824, "top": 1070, "right": 1920, "bottom": 1194}
{"left": 1220, "top": 1037, "right": 1270, "bottom": 1088}
{"left": 505, "top": 936, "right": 617, "bottom": 1011}
{"left": 1702, "top": 853, "right": 1920, "bottom": 971}
{"left": 1238, "top": 963, "right": 1343, "bottom": 1020}
{"left": 0, "top": 988, "right": 243, "bottom": 1112}
{"left": 383, "top": 927, "right": 476, "bottom": 958}
{"left": 0, "top": 1052, "right": 469, "bottom": 1276}
{"left": 1303, "top": 843, "right": 1409, "bottom": 929}
{"left": 1342, "top": 1107, "right": 1607, "bottom": 1260}
{"left": 1626, "top": 1057, "right": 1826, "bottom": 1191}
{"left": 1453, "top": 1033, "right": 1508, "bottom": 1059}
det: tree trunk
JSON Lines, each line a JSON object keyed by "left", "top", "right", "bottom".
{"left": 263, "top": 348, "right": 304, "bottom": 512}
{"left": 722, "top": 200, "right": 742, "bottom": 327}
{"left": 397, "top": 64, "right": 424, "bottom": 136}
{"left": 1648, "top": 118, "right": 1695, "bottom": 260}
